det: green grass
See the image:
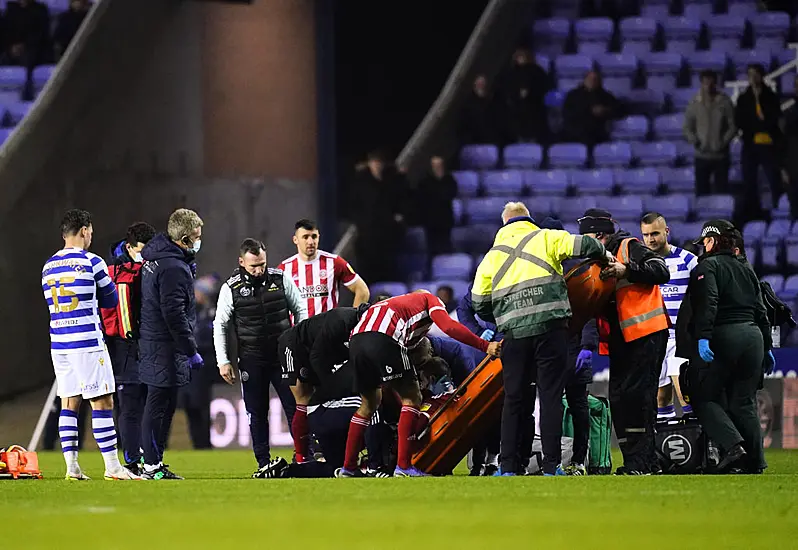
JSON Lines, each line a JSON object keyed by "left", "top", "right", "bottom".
{"left": 4, "top": 450, "right": 798, "bottom": 549}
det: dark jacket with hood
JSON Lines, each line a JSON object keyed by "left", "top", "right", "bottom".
{"left": 138, "top": 233, "right": 197, "bottom": 388}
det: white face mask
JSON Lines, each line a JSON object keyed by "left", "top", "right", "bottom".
{"left": 191, "top": 239, "right": 202, "bottom": 254}
{"left": 133, "top": 252, "right": 143, "bottom": 263}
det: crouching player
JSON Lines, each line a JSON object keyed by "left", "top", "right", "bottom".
{"left": 337, "top": 291, "right": 502, "bottom": 478}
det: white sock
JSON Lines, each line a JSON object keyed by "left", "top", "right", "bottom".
{"left": 59, "top": 409, "right": 80, "bottom": 471}
{"left": 92, "top": 409, "right": 122, "bottom": 471}
{"left": 486, "top": 453, "right": 499, "bottom": 466}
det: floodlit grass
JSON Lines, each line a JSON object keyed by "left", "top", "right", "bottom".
{"left": 3, "top": 449, "right": 798, "bottom": 548}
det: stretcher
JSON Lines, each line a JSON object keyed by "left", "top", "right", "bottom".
{"left": 412, "top": 356, "right": 503, "bottom": 475}
{"left": 0, "top": 445, "right": 42, "bottom": 479}
{"left": 564, "top": 259, "right": 615, "bottom": 333}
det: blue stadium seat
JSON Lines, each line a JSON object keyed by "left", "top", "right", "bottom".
{"left": 730, "top": 50, "right": 773, "bottom": 75}
{"left": 593, "top": 142, "right": 633, "bottom": 168}
{"left": 669, "top": 89, "right": 696, "bottom": 111}
{"left": 686, "top": 51, "right": 728, "bottom": 75}
{"left": 482, "top": 170, "right": 525, "bottom": 197}
{"left": 727, "top": 2, "right": 757, "bottom": 18}
{"left": 786, "top": 237, "right": 798, "bottom": 272}
{"left": 782, "top": 274, "right": 798, "bottom": 299}
{"left": 545, "top": 90, "right": 565, "bottom": 108}
{"left": 675, "top": 141, "right": 695, "bottom": 166}
{"left": 663, "top": 17, "right": 701, "bottom": 54}
{"left": 452, "top": 224, "right": 500, "bottom": 254}
{"left": 465, "top": 197, "right": 507, "bottom": 224}
{"left": 757, "top": 37, "right": 787, "bottom": 55}
{"left": 729, "top": 139, "right": 743, "bottom": 165}
{"left": 640, "top": 4, "right": 670, "bottom": 19}
{"left": 452, "top": 198, "right": 463, "bottom": 225}
{"left": 575, "top": 18, "right": 614, "bottom": 55}
{"left": 602, "top": 195, "right": 643, "bottom": 222}
{"left": 660, "top": 166, "right": 695, "bottom": 193}
{"left": 772, "top": 193, "right": 792, "bottom": 220}
{"left": 558, "top": 78, "right": 583, "bottom": 93}
{"left": 603, "top": 77, "right": 632, "bottom": 96}
{"left": 6, "top": 101, "right": 32, "bottom": 125}
{"left": 570, "top": 169, "right": 614, "bottom": 195}
{"left": 752, "top": 11, "right": 791, "bottom": 39}
{"left": 760, "top": 236, "right": 782, "bottom": 272}
{"left": 533, "top": 18, "right": 571, "bottom": 55}
{"left": 404, "top": 226, "right": 427, "bottom": 252}
{"left": 503, "top": 143, "right": 543, "bottom": 168}
{"left": 683, "top": 3, "right": 714, "bottom": 20}
{"left": 430, "top": 280, "right": 471, "bottom": 302}
{"left": 536, "top": 54, "right": 551, "bottom": 72}
{"left": 743, "top": 220, "right": 768, "bottom": 246}
{"left": 653, "top": 114, "right": 685, "bottom": 140}
{"left": 668, "top": 221, "right": 691, "bottom": 244}
{"left": 655, "top": 194, "right": 691, "bottom": 221}
{"left": 695, "top": 194, "right": 735, "bottom": 218}
{"left": 729, "top": 165, "right": 742, "bottom": 183}
{"left": 614, "top": 167, "right": 660, "bottom": 194}
{"left": 767, "top": 219, "right": 792, "bottom": 239}
{"left": 525, "top": 169, "right": 569, "bottom": 196}
{"left": 621, "top": 40, "right": 653, "bottom": 56}
{"left": 397, "top": 252, "right": 428, "bottom": 281}
{"left": 460, "top": 145, "right": 499, "bottom": 170}
{"left": 555, "top": 54, "right": 594, "bottom": 79}
{"left": 528, "top": 197, "right": 555, "bottom": 220}
{"left": 555, "top": 196, "right": 598, "bottom": 221}
{"left": 706, "top": 14, "right": 746, "bottom": 49}
{"left": 619, "top": 17, "right": 657, "bottom": 45}
{"left": 431, "top": 253, "right": 474, "bottom": 280}
{"left": 0, "top": 67, "right": 26, "bottom": 90}
{"left": 0, "top": 127, "right": 12, "bottom": 145}
{"left": 781, "top": 72, "right": 796, "bottom": 96}
{"left": 623, "top": 89, "right": 665, "bottom": 116}
{"left": 371, "top": 282, "right": 409, "bottom": 298}
{"left": 611, "top": 115, "right": 649, "bottom": 141}
{"left": 596, "top": 53, "right": 638, "bottom": 79}
{"left": 32, "top": 65, "right": 55, "bottom": 89}
{"left": 632, "top": 141, "right": 678, "bottom": 166}
{"left": 762, "top": 274, "right": 785, "bottom": 293}
{"left": 452, "top": 170, "right": 479, "bottom": 197}
{"left": 548, "top": 143, "right": 588, "bottom": 168}
{"left": 640, "top": 52, "right": 683, "bottom": 91}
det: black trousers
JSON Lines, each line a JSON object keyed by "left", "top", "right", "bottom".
{"left": 608, "top": 329, "right": 668, "bottom": 472}
{"left": 742, "top": 144, "right": 782, "bottom": 217}
{"left": 694, "top": 157, "right": 730, "bottom": 196}
{"left": 142, "top": 385, "right": 178, "bottom": 466}
{"left": 117, "top": 382, "right": 147, "bottom": 464}
{"left": 690, "top": 323, "right": 765, "bottom": 471}
{"left": 239, "top": 357, "right": 296, "bottom": 468}
{"left": 500, "top": 327, "right": 569, "bottom": 474}
{"left": 178, "top": 365, "right": 213, "bottom": 450}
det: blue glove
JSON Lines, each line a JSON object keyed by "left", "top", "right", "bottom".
{"left": 188, "top": 352, "right": 204, "bottom": 369}
{"left": 480, "top": 329, "right": 495, "bottom": 341}
{"left": 698, "top": 339, "right": 714, "bottom": 363}
{"left": 575, "top": 349, "right": 592, "bottom": 372}
{"left": 765, "top": 351, "right": 776, "bottom": 375}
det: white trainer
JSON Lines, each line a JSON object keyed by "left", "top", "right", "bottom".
{"left": 104, "top": 467, "right": 143, "bottom": 480}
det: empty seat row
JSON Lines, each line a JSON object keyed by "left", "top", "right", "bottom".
{"left": 0, "top": 65, "right": 56, "bottom": 89}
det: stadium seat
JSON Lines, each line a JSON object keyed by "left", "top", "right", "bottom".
{"left": 751, "top": 11, "right": 791, "bottom": 39}
{"left": 555, "top": 196, "right": 598, "bottom": 221}
{"left": 482, "top": 170, "right": 525, "bottom": 197}
{"left": 781, "top": 72, "right": 796, "bottom": 96}
{"left": 404, "top": 226, "right": 427, "bottom": 252}
{"left": 743, "top": 220, "right": 768, "bottom": 246}
{"left": 760, "top": 236, "right": 782, "bottom": 272}
{"left": 603, "top": 195, "right": 643, "bottom": 222}
{"left": 465, "top": 197, "right": 507, "bottom": 224}
{"left": 621, "top": 40, "right": 653, "bottom": 56}
{"left": 640, "top": 52, "right": 683, "bottom": 91}
{"left": 31, "top": 65, "right": 55, "bottom": 89}
{"left": 786, "top": 236, "right": 798, "bottom": 272}
{"left": 429, "top": 280, "right": 471, "bottom": 302}
{"left": 596, "top": 53, "right": 638, "bottom": 79}
{"left": 452, "top": 224, "right": 500, "bottom": 254}
{"left": 706, "top": 14, "right": 746, "bottom": 50}
{"left": 767, "top": 219, "right": 792, "bottom": 239}
{"left": 575, "top": 18, "right": 614, "bottom": 55}
{"left": 452, "top": 198, "right": 463, "bottom": 225}
{"left": 0, "top": 66, "right": 26, "bottom": 90}
{"left": 653, "top": 114, "right": 685, "bottom": 140}
{"left": 614, "top": 167, "right": 660, "bottom": 194}
{"left": 640, "top": 3, "right": 669, "bottom": 19}
{"left": 686, "top": 51, "right": 728, "bottom": 75}
{"left": 536, "top": 54, "right": 551, "bottom": 72}
{"left": 593, "top": 142, "right": 632, "bottom": 168}
{"left": 660, "top": 166, "right": 695, "bottom": 193}
{"left": 631, "top": 141, "right": 678, "bottom": 166}
{"left": 655, "top": 194, "right": 691, "bottom": 222}
{"left": 460, "top": 145, "right": 499, "bottom": 170}
{"left": 42, "top": 0, "right": 70, "bottom": 14}
{"left": 754, "top": 36, "right": 786, "bottom": 55}
{"left": 397, "top": 252, "right": 428, "bottom": 281}
{"left": 729, "top": 139, "right": 743, "bottom": 165}
{"left": 528, "top": 197, "right": 555, "bottom": 220}
{"left": 555, "top": 54, "right": 594, "bottom": 79}
{"left": 557, "top": 78, "right": 583, "bottom": 93}
{"left": 683, "top": 3, "right": 714, "bottom": 20}
{"left": 782, "top": 274, "right": 798, "bottom": 299}
{"left": 525, "top": 169, "right": 569, "bottom": 196}
{"left": 533, "top": 18, "right": 572, "bottom": 55}
{"left": 6, "top": 101, "right": 32, "bottom": 125}
{"left": 370, "top": 282, "right": 409, "bottom": 298}
{"left": 772, "top": 193, "right": 792, "bottom": 220}
{"left": 669, "top": 88, "right": 696, "bottom": 112}
{"left": 727, "top": 2, "right": 757, "bottom": 18}
{"left": 431, "top": 253, "right": 474, "bottom": 280}
{"left": 623, "top": 89, "right": 665, "bottom": 116}
{"left": 611, "top": 115, "right": 649, "bottom": 141}
{"left": 663, "top": 17, "right": 701, "bottom": 54}
{"left": 452, "top": 171, "right": 479, "bottom": 197}
{"left": 619, "top": 17, "right": 657, "bottom": 51}
{"left": 730, "top": 50, "right": 773, "bottom": 75}
{"left": 570, "top": 169, "right": 614, "bottom": 195}
{"left": 603, "top": 77, "right": 632, "bottom": 96}
{"left": 545, "top": 90, "right": 565, "bottom": 108}
{"left": 0, "top": 127, "right": 12, "bottom": 145}
{"left": 695, "top": 194, "right": 735, "bottom": 218}
{"left": 762, "top": 274, "right": 785, "bottom": 293}
{"left": 675, "top": 141, "right": 695, "bottom": 166}
{"left": 503, "top": 143, "right": 543, "bottom": 168}
{"left": 548, "top": 143, "right": 588, "bottom": 168}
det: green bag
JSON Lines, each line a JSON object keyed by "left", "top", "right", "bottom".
{"left": 562, "top": 395, "right": 613, "bottom": 475}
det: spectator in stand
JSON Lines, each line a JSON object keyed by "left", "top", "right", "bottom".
{"left": 3, "top": 0, "right": 51, "bottom": 68}
{"left": 781, "top": 75, "right": 798, "bottom": 219}
{"left": 501, "top": 47, "right": 550, "bottom": 143}
{"left": 458, "top": 74, "right": 501, "bottom": 145}
{"left": 54, "top": 0, "right": 90, "bottom": 60}
{"left": 735, "top": 64, "right": 783, "bottom": 220}
{"left": 562, "top": 70, "right": 619, "bottom": 148}
{"left": 436, "top": 285, "right": 455, "bottom": 313}
{"left": 683, "top": 70, "right": 736, "bottom": 196}
{"left": 418, "top": 155, "right": 457, "bottom": 257}
{"left": 350, "top": 151, "right": 407, "bottom": 283}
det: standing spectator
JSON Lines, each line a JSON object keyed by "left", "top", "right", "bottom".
{"left": 683, "top": 70, "right": 737, "bottom": 196}
{"left": 435, "top": 285, "right": 455, "bottom": 313}
{"left": 418, "top": 155, "right": 457, "bottom": 257}
{"left": 54, "top": 0, "right": 90, "bottom": 60}
{"left": 458, "top": 74, "right": 501, "bottom": 145}
{"left": 735, "top": 64, "right": 783, "bottom": 220}
{"left": 562, "top": 71, "right": 619, "bottom": 147}
{"left": 3, "top": 0, "right": 51, "bottom": 68}
{"left": 501, "top": 47, "right": 550, "bottom": 143}
{"left": 139, "top": 208, "right": 205, "bottom": 480}
{"left": 350, "top": 151, "right": 407, "bottom": 283}
{"left": 781, "top": 75, "right": 798, "bottom": 219}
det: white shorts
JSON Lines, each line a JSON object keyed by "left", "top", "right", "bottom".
{"left": 52, "top": 348, "right": 115, "bottom": 400}
{"left": 659, "top": 338, "right": 687, "bottom": 388}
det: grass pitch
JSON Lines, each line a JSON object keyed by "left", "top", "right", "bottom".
{"left": 3, "top": 449, "right": 798, "bottom": 549}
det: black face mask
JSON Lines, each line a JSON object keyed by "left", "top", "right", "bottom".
{"left": 244, "top": 271, "right": 266, "bottom": 285}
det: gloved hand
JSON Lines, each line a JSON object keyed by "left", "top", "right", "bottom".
{"left": 698, "top": 339, "right": 714, "bottom": 363}
{"left": 188, "top": 352, "right": 204, "bottom": 369}
{"left": 480, "top": 329, "right": 495, "bottom": 341}
{"left": 765, "top": 350, "right": 776, "bottom": 375}
{"left": 575, "top": 349, "right": 592, "bottom": 372}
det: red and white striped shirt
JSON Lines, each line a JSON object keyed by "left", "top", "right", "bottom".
{"left": 279, "top": 250, "right": 359, "bottom": 317}
{"left": 352, "top": 292, "right": 490, "bottom": 353}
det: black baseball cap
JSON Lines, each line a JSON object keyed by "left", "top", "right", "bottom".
{"left": 693, "top": 219, "right": 736, "bottom": 245}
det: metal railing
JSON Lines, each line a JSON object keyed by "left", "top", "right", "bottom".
{"left": 725, "top": 43, "right": 798, "bottom": 110}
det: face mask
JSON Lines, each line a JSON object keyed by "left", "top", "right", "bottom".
{"left": 190, "top": 239, "right": 202, "bottom": 254}
{"left": 133, "top": 252, "right": 143, "bottom": 263}
{"left": 245, "top": 271, "right": 266, "bottom": 285}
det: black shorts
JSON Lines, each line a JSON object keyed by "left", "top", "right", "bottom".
{"left": 349, "top": 332, "right": 415, "bottom": 394}
{"left": 278, "top": 331, "right": 318, "bottom": 387}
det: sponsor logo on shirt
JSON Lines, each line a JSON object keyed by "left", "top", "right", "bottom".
{"left": 660, "top": 285, "right": 681, "bottom": 296}
{"left": 299, "top": 284, "right": 329, "bottom": 298}
{"left": 240, "top": 287, "right": 252, "bottom": 297}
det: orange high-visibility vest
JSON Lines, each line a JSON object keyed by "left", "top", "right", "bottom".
{"left": 597, "top": 317, "right": 610, "bottom": 355}
{"left": 614, "top": 238, "right": 670, "bottom": 342}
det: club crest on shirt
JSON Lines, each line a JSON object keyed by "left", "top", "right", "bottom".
{"left": 240, "top": 287, "right": 252, "bottom": 297}
{"left": 318, "top": 269, "right": 328, "bottom": 279}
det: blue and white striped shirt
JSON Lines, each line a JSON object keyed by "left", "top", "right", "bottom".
{"left": 42, "top": 248, "right": 118, "bottom": 353}
{"left": 661, "top": 245, "right": 698, "bottom": 338}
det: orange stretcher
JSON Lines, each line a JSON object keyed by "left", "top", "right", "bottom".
{"left": 0, "top": 445, "right": 43, "bottom": 479}
{"left": 412, "top": 356, "right": 503, "bottom": 475}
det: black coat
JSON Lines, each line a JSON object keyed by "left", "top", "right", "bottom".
{"left": 139, "top": 233, "right": 197, "bottom": 388}
{"left": 418, "top": 173, "right": 457, "bottom": 231}
{"left": 563, "top": 85, "right": 619, "bottom": 145}
{"left": 734, "top": 86, "right": 783, "bottom": 147}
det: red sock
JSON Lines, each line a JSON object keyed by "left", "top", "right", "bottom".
{"left": 292, "top": 405, "right": 309, "bottom": 462}
{"left": 414, "top": 413, "right": 430, "bottom": 438}
{"left": 342, "top": 413, "right": 369, "bottom": 471}
{"left": 397, "top": 406, "right": 420, "bottom": 470}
